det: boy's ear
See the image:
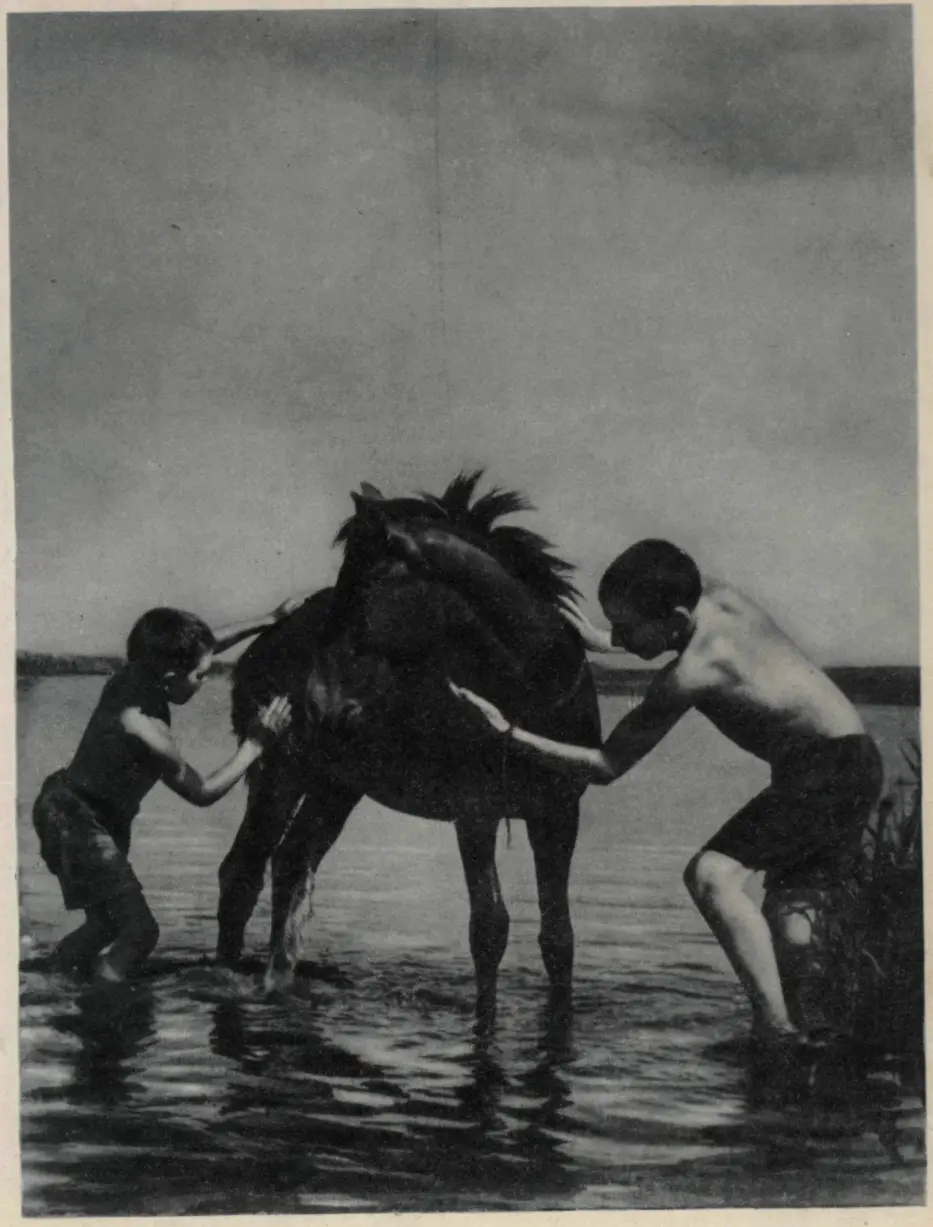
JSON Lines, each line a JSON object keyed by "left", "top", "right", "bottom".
{"left": 671, "top": 606, "right": 694, "bottom": 642}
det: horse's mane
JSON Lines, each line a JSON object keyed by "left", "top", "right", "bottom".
{"left": 335, "top": 470, "right": 578, "bottom": 604}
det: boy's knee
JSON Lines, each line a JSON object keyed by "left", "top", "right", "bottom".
{"left": 140, "top": 911, "right": 160, "bottom": 954}
{"left": 776, "top": 911, "right": 814, "bottom": 948}
{"left": 134, "top": 901, "right": 160, "bottom": 954}
{"left": 683, "top": 849, "right": 743, "bottom": 903}
{"left": 766, "top": 899, "right": 817, "bottom": 949}
{"left": 109, "top": 891, "right": 160, "bottom": 952}
{"left": 683, "top": 850, "right": 709, "bottom": 898}
{"left": 85, "top": 904, "right": 122, "bottom": 944}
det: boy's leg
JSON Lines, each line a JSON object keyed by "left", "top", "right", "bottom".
{"left": 93, "top": 889, "right": 160, "bottom": 983}
{"left": 684, "top": 848, "right": 797, "bottom": 1037}
{"left": 34, "top": 778, "right": 152, "bottom": 981}
{"left": 53, "top": 905, "right": 121, "bottom": 978}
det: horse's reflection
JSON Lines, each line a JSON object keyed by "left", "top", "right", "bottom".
{"left": 450, "top": 993, "right": 580, "bottom": 1198}
{"left": 209, "top": 995, "right": 392, "bottom": 1095}
{"left": 206, "top": 990, "right": 582, "bottom": 1202}
{"left": 461, "top": 991, "right": 574, "bottom": 1123}
{"left": 47, "top": 982, "right": 156, "bottom": 1106}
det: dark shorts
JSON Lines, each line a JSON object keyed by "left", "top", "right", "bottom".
{"left": 702, "top": 734, "right": 883, "bottom": 890}
{"left": 32, "top": 771, "right": 141, "bottom": 912}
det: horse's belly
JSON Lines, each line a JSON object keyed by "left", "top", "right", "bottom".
{"left": 324, "top": 743, "right": 577, "bottom": 822}
{"left": 343, "top": 785, "right": 464, "bottom": 823}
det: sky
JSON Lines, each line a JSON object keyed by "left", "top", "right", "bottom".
{"left": 10, "top": 7, "right": 917, "bottom": 663}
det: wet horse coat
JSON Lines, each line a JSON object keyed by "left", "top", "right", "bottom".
{"left": 218, "top": 474, "right": 602, "bottom": 1016}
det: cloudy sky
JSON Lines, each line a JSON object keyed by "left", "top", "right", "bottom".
{"left": 10, "top": 7, "right": 916, "bottom": 663}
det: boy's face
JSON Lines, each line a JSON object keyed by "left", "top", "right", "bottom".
{"left": 600, "top": 595, "right": 679, "bottom": 660}
{"left": 164, "top": 651, "right": 213, "bottom": 704}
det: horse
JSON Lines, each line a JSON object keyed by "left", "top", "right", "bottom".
{"left": 216, "top": 472, "right": 602, "bottom": 1020}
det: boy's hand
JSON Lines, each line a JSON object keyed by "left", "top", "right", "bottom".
{"left": 558, "top": 596, "right": 613, "bottom": 653}
{"left": 272, "top": 596, "right": 308, "bottom": 621}
{"left": 448, "top": 681, "right": 510, "bottom": 735}
{"left": 247, "top": 696, "right": 293, "bottom": 749}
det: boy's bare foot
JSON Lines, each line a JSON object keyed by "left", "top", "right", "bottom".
{"left": 93, "top": 959, "right": 128, "bottom": 985}
{"left": 751, "top": 1021, "right": 806, "bottom": 1054}
{"left": 752, "top": 1024, "right": 846, "bottom": 1062}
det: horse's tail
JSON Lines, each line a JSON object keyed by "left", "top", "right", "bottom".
{"left": 499, "top": 729, "right": 513, "bottom": 849}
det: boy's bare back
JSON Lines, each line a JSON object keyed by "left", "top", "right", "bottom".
{"left": 667, "top": 580, "right": 864, "bottom": 764}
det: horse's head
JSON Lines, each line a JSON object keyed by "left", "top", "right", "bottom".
{"left": 334, "top": 482, "right": 450, "bottom": 585}
{"left": 333, "top": 472, "right": 578, "bottom": 607}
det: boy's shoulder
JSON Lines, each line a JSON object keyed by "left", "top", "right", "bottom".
{"left": 100, "top": 665, "right": 171, "bottom": 725}
{"left": 669, "top": 623, "right": 737, "bottom": 698}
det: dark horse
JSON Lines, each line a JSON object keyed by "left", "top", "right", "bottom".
{"left": 217, "top": 473, "right": 602, "bottom": 1018}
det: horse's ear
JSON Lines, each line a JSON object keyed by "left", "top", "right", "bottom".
{"left": 351, "top": 490, "right": 387, "bottom": 529}
{"left": 359, "top": 482, "right": 385, "bottom": 501}
{"left": 351, "top": 489, "right": 380, "bottom": 510}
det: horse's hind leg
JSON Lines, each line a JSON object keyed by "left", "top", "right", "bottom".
{"left": 265, "top": 778, "right": 360, "bottom": 991}
{"left": 216, "top": 758, "right": 308, "bottom": 965}
{"left": 526, "top": 802, "right": 580, "bottom": 1002}
{"left": 456, "top": 816, "right": 510, "bottom": 1028}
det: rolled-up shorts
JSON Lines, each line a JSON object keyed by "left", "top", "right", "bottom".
{"left": 702, "top": 734, "right": 883, "bottom": 891}
{"left": 32, "top": 771, "right": 141, "bottom": 911}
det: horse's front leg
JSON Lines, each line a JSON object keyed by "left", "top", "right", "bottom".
{"left": 456, "top": 816, "right": 510, "bottom": 1028}
{"left": 265, "top": 777, "right": 359, "bottom": 991}
{"left": 526, "top": 801, "right": 580, "bottom": 1003}
{"left": 217, "top": 755, "right": 308, "bottom": 965}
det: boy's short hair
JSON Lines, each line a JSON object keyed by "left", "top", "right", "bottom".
{"left": 126, "top": 608, "right": 216, "bottom": 673}
{"left": 598, "top": 540, "right": 701, "bottom": 620}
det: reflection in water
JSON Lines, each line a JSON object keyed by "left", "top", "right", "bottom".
{"left": 46, "top": 981, "right": 157, "bottom": 1107}
{"left": 200, "top": 985, "right": 586, "bottom": 1209}
{"left": 21, "top": 960, "right": 925, "bottom": 1214}
{"left": 692, "top": 1034, "right": 927, "bottom": 1187}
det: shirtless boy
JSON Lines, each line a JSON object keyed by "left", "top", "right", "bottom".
{"left": 446, "top": 539, "right": 882, "bottom": 1047}
{"left": 32, "top": 599, "right": 302, "bottom": 983}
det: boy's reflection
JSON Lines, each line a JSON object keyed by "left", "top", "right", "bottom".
{"left": 46, "top": 982, "right": 156, "bottom": 1106}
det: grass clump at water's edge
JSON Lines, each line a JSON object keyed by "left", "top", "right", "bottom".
{"left": 846, "top": 739, "right": 924, "bottom": 1061}
{"left": 771, "top": 739, "right": 924, "bottom": 1088}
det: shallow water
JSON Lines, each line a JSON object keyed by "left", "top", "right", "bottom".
{"left": 18, "top": 678, "right": 925, "bottom": 1213}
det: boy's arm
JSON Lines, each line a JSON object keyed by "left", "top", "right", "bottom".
{"left": 212, "top": 595, "right": 310, "bottom": 655}
{"left": 449, "top": 666, "right": 692, "bottom": 785}
{"left": 598, "top": 670, "right": 693, "bottom": 778}
{"left": 120, "top": 697, "right": 291, "bottom": 806}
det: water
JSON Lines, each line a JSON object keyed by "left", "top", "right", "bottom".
{"left": 18, "top": 677, "right": 925, "bottom": 1213}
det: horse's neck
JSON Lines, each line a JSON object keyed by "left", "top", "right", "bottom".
{"left": 411, "top": 527, "right": 561, "bottom": 665}
{"left": 323, "top": 522, "right": 563, "bottom": 670}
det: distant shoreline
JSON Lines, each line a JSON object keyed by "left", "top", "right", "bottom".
{"left": 16, "top": 652, "right": 921, "bottom": 707}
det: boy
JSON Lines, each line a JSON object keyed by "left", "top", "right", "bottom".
{"left": 442, "top": 538, "right": 882, "bottom": 1049}
{"left": 32, "top": 598, "right": 302, "bottom": 984}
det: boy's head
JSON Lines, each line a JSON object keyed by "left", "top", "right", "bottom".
{"left": 597, "top": 540, "right": 701, "bottom": 659}
{"left": 126, "top": 608, "right": 216, "bottom": 703}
